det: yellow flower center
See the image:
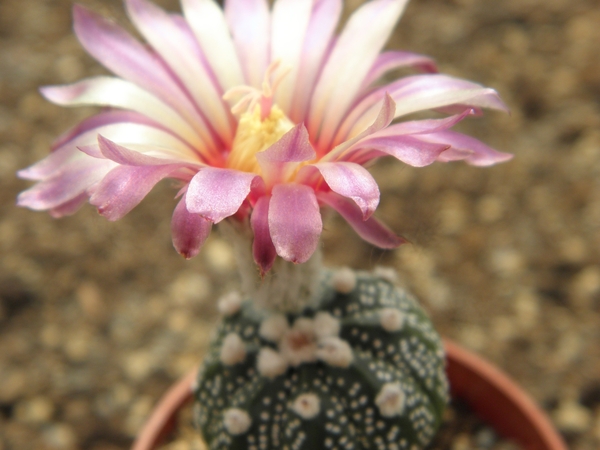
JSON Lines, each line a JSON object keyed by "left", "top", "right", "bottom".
{"left": 223, "top": 60, "right": 296, "bottom": 176}
{"left": 227, "top": 104, "right": 294, "bottom": 174}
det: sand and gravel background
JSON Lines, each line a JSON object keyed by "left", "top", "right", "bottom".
{"left": 1, "top": 0, "right": 600, "bottom": 449}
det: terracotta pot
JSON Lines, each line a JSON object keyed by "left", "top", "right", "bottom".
{"left": 131, "top": 339, "right": 567, "bottom": 450}
{"left": 443, "top": 339, "right": 567, "bottom": 450}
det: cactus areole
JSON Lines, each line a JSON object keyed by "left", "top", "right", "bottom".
{"left": 194, "top": 270, "right": 448, "bottom": 450}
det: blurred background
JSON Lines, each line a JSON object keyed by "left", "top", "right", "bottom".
{"left": 1, "top": 0, "right": 599, "bottom": 448}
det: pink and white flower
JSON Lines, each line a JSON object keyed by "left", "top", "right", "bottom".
{"left": 18, "top": 0, "right": 511, "bottom": 273}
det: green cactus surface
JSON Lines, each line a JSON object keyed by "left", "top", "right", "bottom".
{"left": 194, "top": 269, "right": 448, "bottom": 450}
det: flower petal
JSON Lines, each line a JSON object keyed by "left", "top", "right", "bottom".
{"left": 379, "top": 109, "right": 473, "bottom": 135}
{"left": 89, "top": 164, "right": 179, "bottom": 220}
{"left": 321, "top": 93, "right": 395, "bottom": 162}
{"left": 172, "top": 189, "right": 212, "bottom": 259}
{"left": 361, "top": 51, "right": 437, "bottom": 90}
{"left": 309, "top": 0, "right": 409, "bottom": 147}
{"left": 394, "top": 75, "right": 508, "bottom": 113}
{"left": 125, "top": 0, "right": 233, "bottom": 144}
{"left": 96, "top": 135, "right": 200, "bottom": 167}
{"left": 182, "top": 0, "right": 244, "bottom": 91}
{"left": 50, "top": 110, "right": 155, "bottom": 152}
{"left": 186, "top": 167, "right": 257, "bottom": 223}
{"left": 20, "top": 116, "right": 200, "bottom": 184}
{"left": 251, "top": 195, "right": 276, "bottom": 274}
{"left": 225, "top": 0, "right": 270, "bottom": 87}
{"left": 72, "top": 4, "right": 211, "bottom": 141}
{"left": 271, "top": 0, "right": 314, "bottom": 114}
{"left": 19, "top": 111, "right": 134, "bottom": 180}
{"left": 342, "top": 136, "right": 450, "bottom": 168}
{"left": 339, "top": 74, "right": 509, "bottom": 140}
{"left": 417, "top": 130, "right": 513, "bottom": 166}
{"left": 18, "top": 158, "right": 115, "bottom": 211}
{"left": 256, "top": 124, "right": 316, "bottom": 186}
{"left": 330, "top": 110, "right": 473, "bottom": 167}
{"left": 318, "top": 191, "right": 405, "bottom": 249}
{"left": 290, "top": 0, "right": 342, "bottom": 123}
{"left": 41, "top": 77, "right": 204, "bottom": 150}
{"left": 269, "top": 184, "right": 322, "bottom": 263}
{"left": 303, "top": 162, "right": 380, "bottom": 219}
{"left": 49, "top": 193, "right": 88, "bottom": 218}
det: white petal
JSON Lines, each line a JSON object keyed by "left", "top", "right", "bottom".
{"left": 225, "top": 0, "right": 270, "bottom": 87}
{"left": 289, "top": 0, "right": 342, "bottom": 123}
{"left": 271, "top": 0, "right": 314, "bottom": 114}
{"left": 182, "top": 0, "right": 244, "bottom": 90}
{"left": 126, "top": 0, "right": 234, "bottom": 144}
{"left": 309, "top": 0, "right": 409, "bottom": 147}
{"left": 41, "top": 77, "right": 204, "bottom": 150}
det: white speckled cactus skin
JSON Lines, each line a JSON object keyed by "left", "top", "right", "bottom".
{"left": 194, "top": 270, "right": 448, "bottom": 450}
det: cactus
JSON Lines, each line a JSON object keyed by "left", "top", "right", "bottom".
{"left": 194, "top": 269, "right": 448, "bottom": 450}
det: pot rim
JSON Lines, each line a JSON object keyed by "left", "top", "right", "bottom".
{"left": 131, "top": 339, "right": 567, "bottom": 450}
{"left": 443, "top": 338, "right": 567, "bottom": 450}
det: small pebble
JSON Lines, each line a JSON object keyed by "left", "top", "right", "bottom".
{"left": 451, "top": 432, "right": 472, "bottom": 450}
{"left": 63, "top": 331, "right": 92, "bottom": 363}
{"left": 39, "top": 324, "right": 62, "bottom": 350}
{"left": 203, "top": 238, "right": 235, "bottom": 272}
{"left": 125, "top": 396, "right": 154, "bottom": 436}
{"left": 75, "top": 281, "right": 107, "bottom": 323}
{"left": 42, "top": 423, "right": 77, "bottom": 449}
{"left": 458, "top": 325, "right": 487, "bottom": 352}
{"left": 15, "top": 396, "right": 55, "bottom": 424}
{"left": 489, "top": 248, "right": 524, "bottom": 278}
{"left": 168, "top": 309, "right": 192, "bottom": 333}
{"left": 514, "top": 290, "right": 540, "bottom": 330}
{"left": 169, "top": 272, "right": 211, "bottom": 305}
{"left": 123, "top": 351, "right": 154, "bottom": 381}
{"left": 569, "top": 266, "right": 600, "bottom": 309}
{"left": 476, "top": 195, "right": 504, "bottom": 223}
{"left": 491, "top": 316, "right": 516, "bottom": 342}
{"left": 552, "top": 331, "right": 583, "bottom": 369}
{"left": 0, "top": 370, "right": 27, "bottom": 403}
{"left": 554, "top": 399, "right": 592, "bottom": 433}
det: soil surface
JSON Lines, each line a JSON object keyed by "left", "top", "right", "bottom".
{"left": 1, "top": 0, "right": 600, "bottom": 449}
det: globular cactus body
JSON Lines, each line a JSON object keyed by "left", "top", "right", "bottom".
{"left": 194, "top": 271, "right": 448, "bottom": 450}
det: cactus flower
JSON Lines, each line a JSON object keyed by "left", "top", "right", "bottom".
{"left": 17, "top": 0, "right": 511, "bottom": 273}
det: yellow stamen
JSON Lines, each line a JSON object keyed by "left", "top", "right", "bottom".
{"left": 227, "top": 105, "right": 294, "bottom": 174}
{"left": 223, "top": 61, "right": 295, "bottom": 175}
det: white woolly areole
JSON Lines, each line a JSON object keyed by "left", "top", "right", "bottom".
{"left": 313, "top": 311, "right": 341, "bottom": 339}
{"left": 220, "top": 333, "right": 247, "bottom": 366}
{"left": 280, "top": 317, "right": 318, "bottom": 366}
{"left": 373, "top": 266, "right": 398, "bottom": 284}
{"left": 259, "top": 313, "right": 289, "bottom": 342}
{"left": 217, "top": 291, "right": 242, "bottom": 316}
{"left": 257, "top": 347, "right": 288, "bottom": 379}
{"left": 292, "top": 393, "right": 321, "bottom": 420}
{"left": 315, "top": 336, "right": 353, "bottom": 368}
{"left": 380, "top": 308, "right": 405, "bottom": 332}
{"left": 292, "top": 317, "right": 315, "bottom": 335}
{"left": 223, "top": 408, "right": 252, "bottom": 435}
{"left": 375, "top": 383, "right": 406, "bottom": 418}
{"left": 331, "top": 267, "right": 357, "bottom": 294}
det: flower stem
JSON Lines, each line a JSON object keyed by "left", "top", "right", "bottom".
{"left": 219, "top": 220, "right": 324, "bottom": 313}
